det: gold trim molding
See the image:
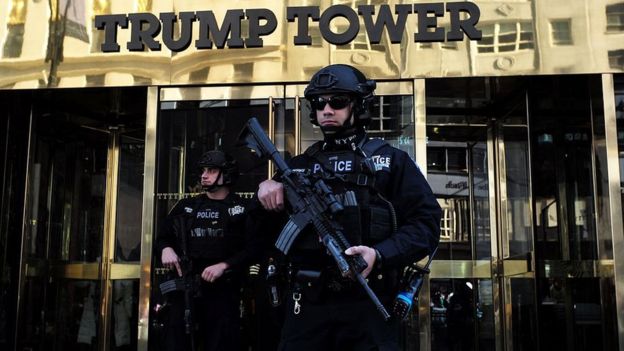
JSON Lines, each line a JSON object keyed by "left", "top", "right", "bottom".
{"left": 1, "top": 1, "right": 623, "bottom": 89}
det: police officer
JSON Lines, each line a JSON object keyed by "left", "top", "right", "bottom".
{"left": 156, "top": 150, "right": 255, "bottom": 351}
{"left": 257, "top": 64, "right": 441, "bottom": 351}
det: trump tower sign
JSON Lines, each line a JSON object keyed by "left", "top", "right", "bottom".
{"left": 94, "top": 3, "right": 482, "bottom": 52}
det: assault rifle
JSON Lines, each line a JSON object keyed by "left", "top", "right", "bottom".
{"left": 158, "top": 214, "right": 198, "bottom": 351}
{"left": 238, "top": 117, "right": 391, "bottom": 321}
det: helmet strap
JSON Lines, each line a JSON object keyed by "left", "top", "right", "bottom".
{"left": 202, "top": 169, "right": 223, "bottom": 193}
{"left": 319, "top": 108, "right": 356, "bottom": 136}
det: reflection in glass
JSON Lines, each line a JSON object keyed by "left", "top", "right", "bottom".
{"left": 26, "top": 104, "right": 108, "bottom": 263}
{"left": 430, "top": 278, "right": 493, "bottom": 351}
{"left": 115, "top": 135, "right": 144, "bottom": 263}
{"left": 538, "top": 278, "right": 605, "bottom": 350}
{"left": 2, "top": 0, "right": 27, "bottom": 58}
{"left": 529, "top": 75, "right": 617, "bottom": 350}
{"left": 550, "top": 19, "right": 573, "bottom": 46}
{"left": 503, "top": 126, "right": 532, "bottom": 259}
{"left": 369, "top": 95, "right": 415, "bottom": 159}
{"left": 608, "top": 50, "right": 624, "bottom": 70}
{"left": 157, "top": 99, "right": 272, "bottom": 198}
{"left": 606, "top": 3, "right": 624, "bottom": 32}
{"left": 426, "top": 77, "right": 492, "bottom": 261}
{"left": 530, "top": 76, "right": 597, "bottom": 261}
{"left": 20, "top": 279, "right": 102, "bottom": 350}
{"left": 509, "top": 278, "right": 537, "bottom": 350}
{"left": 109, "top": 279, "right": 139, "bottom": 351}
{"left": 476, "top": 22, "right": 534, "bottom": 54}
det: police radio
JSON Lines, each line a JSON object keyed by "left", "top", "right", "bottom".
{"left": 392, "top": 249, "right": 436, "bottom": 321}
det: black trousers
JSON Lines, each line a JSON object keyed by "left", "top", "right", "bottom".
{"left": 164, "top": 281, "right": 241, "bottom": 351}
{"left": 278, "top": 293, "right": 399, "bottom": 351}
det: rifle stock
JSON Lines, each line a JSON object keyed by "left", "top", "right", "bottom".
{"left": 239, "top": 117, "right": 391, "bottom": 321}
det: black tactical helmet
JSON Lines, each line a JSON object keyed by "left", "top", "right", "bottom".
{"left": 197, "top": 150, "right": 238, "bottom": 186}
{"left": 304, "top": 64, "right": 376, "bottom": 127}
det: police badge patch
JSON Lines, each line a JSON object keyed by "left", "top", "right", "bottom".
{"left": 371, "top": 155, "right": 391, "bottom": 171}
{"left": 228, "top": 205, "right": 245, "bottom": 216}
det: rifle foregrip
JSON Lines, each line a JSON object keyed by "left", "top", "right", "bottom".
{"left": 350, "top": 255, "right": 368, "bottom": 274}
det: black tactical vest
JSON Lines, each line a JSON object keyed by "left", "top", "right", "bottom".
{"left": 296, "top": 139, "right": 397, "bottom": 250}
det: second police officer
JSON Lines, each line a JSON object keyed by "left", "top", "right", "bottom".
{"left": 156, "top": 150, "right": 257, "bottom": 351}
{"left": 257, "top": 64, "right": 442, "bottom": 351}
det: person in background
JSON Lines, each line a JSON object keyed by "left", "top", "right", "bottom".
{"left": 156, "top": 150, "right": 258, "bottom": 351}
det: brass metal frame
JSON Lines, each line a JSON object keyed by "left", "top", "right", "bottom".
{"left": 160, "top": 85, "right": 284, "bottom": 102}
{"left": 414, "top": 79, "right": 427, "bottom": 172}
{"left": 1, "top": 1, "right": 624, "bottom": 90}
{"left": 413, "top": 78, "right": 430, "bottom": 351}
{"left": 50, "top": 263, "right": 100, "bottom": 279}
{"left": 285, "top": 83, "right": 305, "bottom": 155}
{"left": 137, "top": 87, "right": 159, "bottom": 351}
{"left": 99, "top": 130, "right": 121, "bottom": 351}
{"left": 524, "top": 90, "right": 538, "bottom": 278}
{"left": 601, "top": 74, "right": 624, "bottom": 350}
{"left": 487, "top": 120, "right": 504, "bottom": 351}
{"left": 295, "top": 95, "right": 301, "bottom": 155}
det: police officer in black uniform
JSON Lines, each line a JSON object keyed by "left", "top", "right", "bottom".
{"left": 156, "top": 150, "right": 255, "bottom": 351}
{"left": 257, "top": 64, "right": 442, "bottom": 351}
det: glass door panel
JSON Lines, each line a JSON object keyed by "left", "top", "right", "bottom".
{"left": 106, "top": 131, "right": 145, "bottom": 351}
{"left": 501, "top": 125, "right": 532, "bottom": 261}
{"left": 493, "top": 93, "right": 537, "bottom": 351}
{"left": 158, "top": 86, "right": 284, "bottom": 196}
{"left": 16, "top": 88, "right": 146, "bottom": 351}
{"left": 426, "top": 75, "right": 616, "bottom": 351}
{"left": 18, "top": 112, "right": 109, "bottom": 350}
{"left": 114, "top": 133, "right": 145, "bottom": 264}
{"left": 426, "top": 77, "right": 536, "bottom": 351}
{"left": 529, "top": 75, "right": 609, "bottom": 351}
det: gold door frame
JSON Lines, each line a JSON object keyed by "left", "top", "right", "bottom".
{"left": 138, "top": 87, "right": 158, "bottom": 351}
{"left": 599, "top": 74, "right": 624, "bottom": 350}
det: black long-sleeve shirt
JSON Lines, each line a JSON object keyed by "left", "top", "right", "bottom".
{"left": 155, "top": 192, "right": 260, "bottom": 274}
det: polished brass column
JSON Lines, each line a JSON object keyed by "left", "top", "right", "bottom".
{"left": 600, "top": 74, "right": 624, "bottom": 350}
{"left": 99, "top": 130, "right": 120, "bottom": 351}
{"left": 413, "top": 78, "right": 431, "bottom": 351}
{"left": 137, "top": 87, "right": 159, "bottom": 351}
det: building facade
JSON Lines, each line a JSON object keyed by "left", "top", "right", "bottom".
{"left": 1, "top": 1, "right": 623, "bottom": 350}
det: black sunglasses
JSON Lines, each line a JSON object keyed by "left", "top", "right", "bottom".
{"left": 310, "top": 95, "right": 352, "bottom": 110}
